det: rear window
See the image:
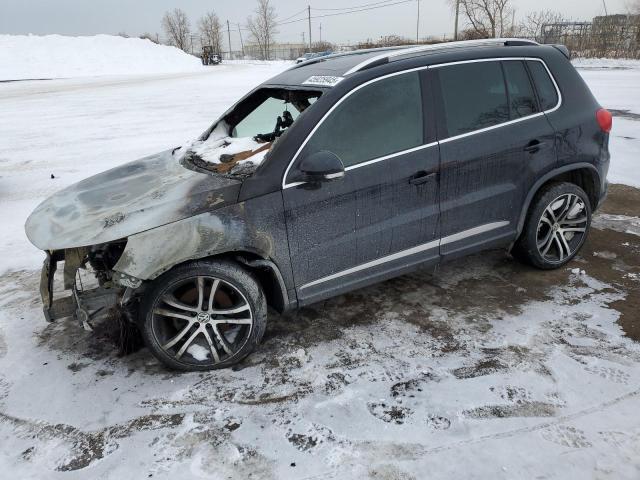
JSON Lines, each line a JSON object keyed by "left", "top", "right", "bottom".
{"left": 437, "top": 61, "right": 509, "bottom": 137}
{"left": 527, "top": 60, "right": 559, "bottom": 111}
{"left": 503, "top": 60, "right": 539, "bottom": 119}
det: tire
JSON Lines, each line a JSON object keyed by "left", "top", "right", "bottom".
{"left": 513, "top": 182, "right": 592, "bottom": 270}
{"left": 139, "top": 260, "right": 267, "bottom": 371}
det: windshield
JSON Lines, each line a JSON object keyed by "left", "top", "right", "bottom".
{"left": 179, "top": 88, "right": 321, "bottom": 178}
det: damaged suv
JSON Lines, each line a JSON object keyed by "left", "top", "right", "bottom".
{"left": 26, "top": 39, "right": 611, "bottom": 371}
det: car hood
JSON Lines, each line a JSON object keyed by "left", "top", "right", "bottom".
{"left": 25, "top": 149, "right": 242, "bottom": 250}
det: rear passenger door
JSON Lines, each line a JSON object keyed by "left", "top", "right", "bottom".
{"left": 432, "top": 59, "right": 557, "bottom": 258}
{"left": 282, "top": 70, "right": 440, "bottom": 304}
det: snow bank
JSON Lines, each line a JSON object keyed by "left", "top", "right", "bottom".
{"left": 572, "top": 57, "right": 640, "bottom": 69}
{"left": 0, "top": 34, "right": 204, "bottom": 81}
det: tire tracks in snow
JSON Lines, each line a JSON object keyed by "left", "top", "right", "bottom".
{"left": 298, "top": 387, "right": 640, "bottom": 479}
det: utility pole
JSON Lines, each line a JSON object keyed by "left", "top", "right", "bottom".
{"left": 307, "top": 5, "right": 312, "bottom": 50}
{"left": 319, "top": 23, "right": 322, "bottom": 43}
{"left": 227, "top": 20, "right": 232, "bottom": 60}
{"left": 302, "top": 31, "right": 305, "bottom": 46}
{"left": 602, "top": 0, "right": 608, "bottom": 16}
{"left": 454, "top": 0, "right": 460, "bottom": 41}
{"left": 237, "top": 23, "right": 245, "bottom": 58}
{"left": 511, "top": 10, "right": 515, "bottom": 36}
{"left": 416, "top": 0, "right": 420, "bottom": 43}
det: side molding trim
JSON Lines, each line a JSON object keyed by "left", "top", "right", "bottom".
{"left": 300, "top": 221, "right": 509, "bottom": 290}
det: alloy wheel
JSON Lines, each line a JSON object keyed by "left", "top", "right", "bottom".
{"left": 151, "top": 275, "right": 254, "bottom": 367}
{"left": 536, "top": 193, "right": 588, "bottom": 264}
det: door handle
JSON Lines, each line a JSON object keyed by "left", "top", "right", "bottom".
{"left": 524, "top": 139, "right": 545, "bottom": 153}
{"left": 409, "top": 170, "right": 437, "bottom": 185}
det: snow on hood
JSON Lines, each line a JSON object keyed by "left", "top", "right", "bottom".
{"left": 176, "top": 122, "right": 272, "bottom": 175}
{"left": 25, "top": 150, "right": 241, "bottom": 251}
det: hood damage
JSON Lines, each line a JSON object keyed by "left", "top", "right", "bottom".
{"left": 25, "top": 149, "right": 241, "bottom": 251}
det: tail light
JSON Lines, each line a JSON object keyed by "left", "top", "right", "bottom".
{"left": 596, "top": 108, "right": 612, "bottom": 133}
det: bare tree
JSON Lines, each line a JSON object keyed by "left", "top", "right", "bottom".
{"left": 449, "top": 0, "right": 514, "bottom": 38}
{"left": 198, "top": 11, "right": 223, "bottom": 54}
{"left": 246, "top": 0, "right": 278, "bottom": 60}
{"left": 311, "top": 40, "right": 335, "bottom": 52}
{"left": 631, "top": 0, "right": 640, "bottom": 14}
{"left": 162, "top": 8, "right": 191, "bottom": 52}
{"left": 519, "top": 10, "right": 566, "bottom": 41}
{"left": 140, "top": 32, "right": 159, "bottom": 44}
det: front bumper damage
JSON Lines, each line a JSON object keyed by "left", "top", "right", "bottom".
{"left": 40, "top": 248, "right": 137, "bottom": 330}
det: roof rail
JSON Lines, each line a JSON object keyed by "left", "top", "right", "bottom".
{"left": 287, "top": 45, "right": 410, "bottom": 71}
{"left": 343, "top": 38, "right": 539, "bottom": 76}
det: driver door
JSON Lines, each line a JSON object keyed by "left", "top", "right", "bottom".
{"left": 282, "top": 70, "right": 441, "bottom": 305}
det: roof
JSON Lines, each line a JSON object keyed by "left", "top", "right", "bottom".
{"left": 265, "top": 39, "right": 540, "bottom": 87}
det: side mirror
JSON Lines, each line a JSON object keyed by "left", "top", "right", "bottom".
{"left": 296, "top": 150, "right": 345, "bottom": 184}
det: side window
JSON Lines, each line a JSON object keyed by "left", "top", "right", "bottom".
{"left": 503, "top": 60, "right": 539, "bottom": 118}
{"left": 437, "top": 61, "right": 509, "bottom": 137}
{"left": 301, "top": 72, "right": 423, "bottom": 168}
{"left": 527, "top": 60, "right": 559, "bottom": 111}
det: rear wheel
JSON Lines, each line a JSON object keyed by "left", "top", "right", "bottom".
{"left": 139, "top": 260, "right": 267, "bottom": 371}
{"left": 514, "top": 182, "right": 592, "bottom": 269}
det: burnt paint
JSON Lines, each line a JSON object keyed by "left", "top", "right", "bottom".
{"left": 25, "top": 150, "right": 241, "bottom": 250}
{"left": 113, "top": 191, "right": 296, "bottom": 293}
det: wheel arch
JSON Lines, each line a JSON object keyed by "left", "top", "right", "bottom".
{"left": 141, "top": 249, "right": 293, "bottom": 314}
{"left": 516, "top": 163, "right": 601, "bottom": 237}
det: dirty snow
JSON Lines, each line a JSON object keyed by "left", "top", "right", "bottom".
{"left": 0, "top": 34, "right": 204, "bottom": 81}
{"left": 0, "top": 56, "right": 640, "bottom": 479}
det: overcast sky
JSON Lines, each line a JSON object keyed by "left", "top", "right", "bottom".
{"left": 0, "top": 0, "right": 630, "bottom": 46}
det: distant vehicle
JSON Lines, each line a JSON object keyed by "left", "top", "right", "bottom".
{"left": 295, "top": 50, "right": 333, "bottom": 63}
{"left": 26, "top": 39, "right": 611, "bottom": 371}
{"left": 201, "top": 46, "right": 222, "bottom": 66}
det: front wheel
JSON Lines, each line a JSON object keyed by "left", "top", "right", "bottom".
{"left": 139, "top": 260, "right": 267, "bottom": 371}
{"left": 513, "top": 182, "right": 592, "bottom": 270}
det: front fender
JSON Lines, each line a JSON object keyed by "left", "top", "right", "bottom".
{"left": 113, "top": 203, "right": 274, "bottom": 280}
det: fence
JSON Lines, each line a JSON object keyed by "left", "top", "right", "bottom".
{"left": 540, "top": 15, "right": 640, "bottom": 59}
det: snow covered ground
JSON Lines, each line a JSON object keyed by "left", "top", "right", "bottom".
{"left": 577, "top": 60, "right": 640, "bottom": 187}
{"left": 0, "top": 57, "right": 639, "bottom": 479}
{"left": 0, "top": 34, "right": 205, "bottom": 81}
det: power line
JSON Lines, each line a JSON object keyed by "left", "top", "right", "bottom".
{"left": 272, "top": 0, "right": 414, "bottom": 28}
{"left": 277, "top": 7, "right": 308, "bottom": 23}
{"left": 231, "top": 0, "right": 416, "bottom": 38}
{"left": 306, "top": 0, "right": 415, "bottom": 21}
{"left": 311, "top": 0, "right": 404, "bottom": 12}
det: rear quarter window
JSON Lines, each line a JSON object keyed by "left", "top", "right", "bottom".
{"left": 503, "top": 60, "right": 539, "bottom": 118}
{"left": 527, "top": 60, "right": 559, "bottom": 111}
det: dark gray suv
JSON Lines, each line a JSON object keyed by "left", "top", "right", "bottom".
{"left": 25, "top": 39, "right": 611, "bottom": 370}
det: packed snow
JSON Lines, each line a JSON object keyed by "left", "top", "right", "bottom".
{"left": 0, "top": 34, "right": 204, "bottom": 81}
{"left": 0, "top": 49, "right": 639, "bottom": 479}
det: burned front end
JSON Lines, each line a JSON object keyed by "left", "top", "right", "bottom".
{"left": 40, "top": 242, "right": 139, "bottom": 330}
{"left": 26, "top": 148, "right": 243, "bottom": 331}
